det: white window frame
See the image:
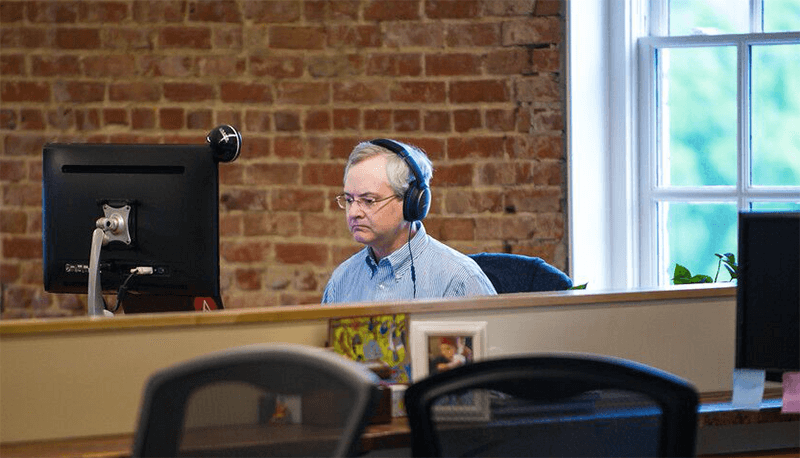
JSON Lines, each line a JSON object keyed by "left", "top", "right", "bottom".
{"left": 568, "top": 0, "right": 800, "bottom": 289}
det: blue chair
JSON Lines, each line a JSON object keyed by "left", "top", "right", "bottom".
{"left": 405, "top": 353, "right": 699, "bottom": 457}
{"left": 468, "top": 253, "right": 573, "bottom": 293}
{"left": 132, "top": 344, "right": 382, "bottom": 457}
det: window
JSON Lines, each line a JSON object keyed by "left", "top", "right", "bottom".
{"left": 639, "top": 0, "right": 800, "bottom": 285}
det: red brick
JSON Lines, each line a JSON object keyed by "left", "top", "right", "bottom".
{"left": 244, "top": 110, "right": 271, "bottom": 133}
{"left": 3, "top": 183, "right": 41, "bottom": 206}
{"left": 29, "top": 55, "right": 78, "bottom": 76}
{"left": 0, "top": 110, "right": 16, "bottom": 130}
{"left": 78, "top": 1, "right": 129, "bottom": 22}
{"left": 533, "top": 160, "right": 564, "bottom": 186}
{"left": 101, "top": 27, "right": 153, "bottom": 50}
{"left": 55, "top": 28, "right": 100, "bottom": 49}
{"left": 221, "top": 240, "right": 270, "bottom": 263}
{"left": 273, "top": 136, "right": 307, "bottom": 159}
{"left": 447, "top": 136, "right": 506, "bottom": 159}
{"left": 426, "top": 53, "right": 482, "bottom": 76}
{"left": 103, "top": 109, "right": 127, "bottom": 126}
{"left": 19, "top": 108, "right": 45, "bottom": 130}
{"left": 0, "top": 2, "right": 25, "bottom": 23}
{"left": 426, "top": 216, "right": 475, "bottom": 241}
{"left": 363, "top": 109, "right": 391, "bottom": 130}
{"left": 450, "top": 80, "right": 509, "bottom": 103}
{"left": 249, "top": 163, "right": 299, "bottom": 185}
{"left": 302, "top": 162, "right": 343, "bottom": 187}
{"left": 508, "top": 135, "right": 563, "bottom": 159}
{"left": 364, "top": 0, "right": 420, "bottom": 20}
{"left": 159, "top": 108, "right": 184, "bottom": 130}
{"left": 532, "top": 47, "right": 560, "bottom": 73}
{"left": 220, "top": 189, "right": 268, "bottom": 211}
{"left": 82, "top": 55, "right": 137, "bottom": 77}
{"left": 426, "top": 0, "right": 480, "bottom": 19}
{"left": 198, "top": 56, "right": 245, "bottom": 77}
{"left": 277, "top": 82, "right": 329, "bottom": 105}
{"left": 424, "top": 111, "right": 450, "bottom": 133}
{"left": 531, "top": 107, "right": 564, "bottom": 132}
{"left": 301, "top": 213, "right": 349, "bottom": 239}
{"left": 486, "top": 109, "right": 516, "bottom": 131}
{"left": 274, "top": 111, "right": 300, "bottom": 131}
{"left": 75, "top": 109, "right": 100, "bottom": 130}
{"left": 332, "top": 109, "right": 359, "bottom": 131}
{"left": 160, "top": 26, "right": 211, "bottom": 48}
{"left": 109, "top": 82, "right": 160, "bottom": 102}
{"left": 483, "top": 0, "right": 537, "bottom": 16}
{"left": 384, "top": 23, "right": 443, "bottom": 47}
{"left": 27, "top": 1, "right": 78, "bottom": 22}
{"left": 3, "top": 236, "right": 42, "bottom": 259}
{"left": 275, "top": 243, "right": 327, "bottom": 265}
{"left": 1, "top": 55, "right": 25, "bottom": 75}
{"left": 187, "top": 109, "right": 212, "bottom": 129}
{"left": 214, "top": 26, "right": 242, "bottom": 49}
{"left": 506, "top": 188, "right": 562, "bottom": 213}
{"left": 243, "top": 1, "right": 301, "bottom": 23}
{"left": 131, "top": 108, "right": 155, "bottom": 129}
{"left": 327, "top": 25, "right": 381, "bottom": 47}
{"left": 140, "top": 56, "right": 194, "bottom": 77}
{"left": 433, "top": 163, "right": 473, "bottom": 186}
{"left": 235, "top": 268, "right": 262, "bottom": 290}
{"left": 220, "top": 82, "right": 273, "bottom": 103}
{"left": 163, "top": 82, "right": 215, "bottom": 102}
{"left": 2, "top": 82, "right": 50, "bottom": 102}
{"left": 132, "top": 1, "right": 186, "bottom": 23}
{"left": 0, "top": 262, "right": 20, "bottom": 283}
{"left": 390, "top": 81, "right": 446, "bottom": 103}
{"left": 453, "top": 109, "right": 482, "bottom": 132}
{"left": 220, "top": 163, "right": 245, "bottom": 186}
{"left": 516, "top": 75, "right": 561, "bottom": 103}
{"left": 188, "top": 0, "right": 241, "bottom": 22}
{"left": 502, "top": 17, "right": 562, "bottom": 45}
{"left": 393, "top": 110, "right": 420, "bottom": 132}
{"left": 446, "top": 23, "right": 501, "bottom": 47}
{"left": 366, "top": 53, "right": 422, "bottom": 77}
{"left": 0, "top": 27, "right": 47, "bottom": 48}
{"left": 269, "top": 26, "right": 325, "bottom": 49}
{"left": 444, "top": 189, "right": 504, "bottom": 213}
{"left": 0, "top": 160, "right": 26, "bottom": 183}
{"left": 47, "top": 108, "right": 74, "bottom": 130}
{"left": 216, "top": 110, "right": 242, "bottom": 129}
{"left": 333, "top": 82, "right": 389, "bottom": 103}
{"left": 330, "top": 136, "right": 362, "bottom": 159}
{"left": 305, "top": 110, "right": 331, "bottom": 131}
{"left": 486, "top": 48, "right": 532, "bottom": 75}
{"left": 250, "top": 56, "right": 303, "bottom": 78}
{"left": 271, "top": 188, "right": 325, "bottom": 211}
{"left": 53, "top": 81, "right": 104, "bottom": 103}
{"left": 535, "top": 0, "right": 561, "bottom": 16}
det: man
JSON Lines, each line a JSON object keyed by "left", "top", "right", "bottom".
{"left": 322, "top": 139, "right": 496, "bottom": 303}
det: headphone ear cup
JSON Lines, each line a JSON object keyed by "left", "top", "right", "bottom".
{"left": 403, "top": 181, "right": 431, "bottom": 222}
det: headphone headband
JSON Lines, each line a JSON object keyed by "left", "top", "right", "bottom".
{"left": 369, "top": 138, "right": 430, "bottom": 222}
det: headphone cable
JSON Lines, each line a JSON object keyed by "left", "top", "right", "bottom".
{"left": 408, "top": 222, "right": 416, "bottom": 298}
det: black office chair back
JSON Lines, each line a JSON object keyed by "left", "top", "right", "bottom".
{"left": 468, "top": 253, "right": 573, "bottom": 293}
{"left": 132, "top": 344, "right": 382, "bottom": 457}
{"left": 405, "top": 353, "right": 698, "bottom": 457}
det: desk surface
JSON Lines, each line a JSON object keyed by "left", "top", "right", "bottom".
{"left": 1, "top": 391, "right": 796, "bottom": 458}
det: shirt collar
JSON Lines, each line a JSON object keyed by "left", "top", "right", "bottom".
{"left": 364, "top": 222, "right": 427, "bottom": 276}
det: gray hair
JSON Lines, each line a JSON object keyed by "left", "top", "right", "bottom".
{"left": 343, "top": 140, "right": 433, "bottom": 197}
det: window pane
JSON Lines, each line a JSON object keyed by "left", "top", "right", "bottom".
{"left": 763, "top": 0, "right": 800, "bottom": 32}
{"left": 660, "top": 202, "right": 738, "bottom": 285}
{"left": 751, "top": 44, "right": 800, "bottom": 186}
{"left": 669, "top": 0, "right": 750, "bottom": 35}
{"left": 661, "top": 47, "right": 737, "bottom": 186}
{"left": 751, "top": 202, "right": 800, "bottom": 210}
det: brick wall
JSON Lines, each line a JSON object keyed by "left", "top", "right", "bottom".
{"left": 0, "top": 0, "right": 567, "bottom": 318}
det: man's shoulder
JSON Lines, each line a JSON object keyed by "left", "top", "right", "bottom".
{"left": 422, "top": 236, "right": 481, "bottom": 270}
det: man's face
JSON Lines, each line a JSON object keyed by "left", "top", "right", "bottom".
{"left": 440, "top": 342, "right": 455, "bottom": 359}
{"left": 343, "top": 155, "right": 406, "bottom": 259}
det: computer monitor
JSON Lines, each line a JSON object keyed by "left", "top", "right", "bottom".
{"left": 736, "top": 211, "right": 800, "bottom": 382}
{"left": 42, "top": 126, "right": 241, "bottom": 315}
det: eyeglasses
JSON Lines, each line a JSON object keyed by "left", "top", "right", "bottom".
{"left": 335, "top": 194, "right": 398, "bottom": 211}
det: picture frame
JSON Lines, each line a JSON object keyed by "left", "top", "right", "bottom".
{"left": 410, "top": 320, "right": 490, "bottom": 421}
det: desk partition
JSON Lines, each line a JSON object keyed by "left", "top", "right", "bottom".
{"left": 0, "top": 285, "right": 737, "bottom": 444}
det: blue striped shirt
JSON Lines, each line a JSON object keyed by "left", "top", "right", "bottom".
{"left": 322, "top": 223, "right": 497, "bottom": 303}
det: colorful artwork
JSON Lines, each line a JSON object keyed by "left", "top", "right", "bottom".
{"left": 329, "top": 314, "right": 410, "bottom": 383}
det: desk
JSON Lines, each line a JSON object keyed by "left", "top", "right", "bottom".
{"left": 1, "top": 391, "right": 797, "bottom": 458}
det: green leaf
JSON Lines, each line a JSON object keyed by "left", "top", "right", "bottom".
{"left": 570, "top": 283, "right": 588, "bottom": 290}
{"left": 672, "top": 264, "right": 692, "bottom": 284}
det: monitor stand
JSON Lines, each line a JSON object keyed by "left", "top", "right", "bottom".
{"left": 87, "top": 204, "right": 132, "bottom": 317}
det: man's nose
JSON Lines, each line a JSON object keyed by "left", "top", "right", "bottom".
{"left": 347, "top": 201, "right": 364, "bottom": 217}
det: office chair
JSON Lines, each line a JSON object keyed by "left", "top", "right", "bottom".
{"left": 132, "top": 344, "right": 382, "bottom": 457}
{"left": 405, "top": 353, "right": 699, "bottom": 457}
{"left": 468, "top": 253, "right": 573, "bottom": 293}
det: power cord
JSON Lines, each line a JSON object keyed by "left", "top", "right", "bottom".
{"left": 108, "top": 267, "right": 153, "bottom": 313}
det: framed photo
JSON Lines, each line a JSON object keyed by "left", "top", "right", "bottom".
{"left": 410, "top": 321, "right": 490, "bottom": 421}
{"left": 329, "top": 314, "right": 410, "bottom": 383}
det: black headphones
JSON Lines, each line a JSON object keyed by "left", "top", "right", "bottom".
{"left": 369, "top": 139, "right": 431, "bottom": 222}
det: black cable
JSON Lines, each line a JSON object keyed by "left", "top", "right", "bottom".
{"left": 408, "top": 223, "right": 416, "bottom": 298}
{"left": 109, "top": 270, "right": 138, "bottom": 313}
